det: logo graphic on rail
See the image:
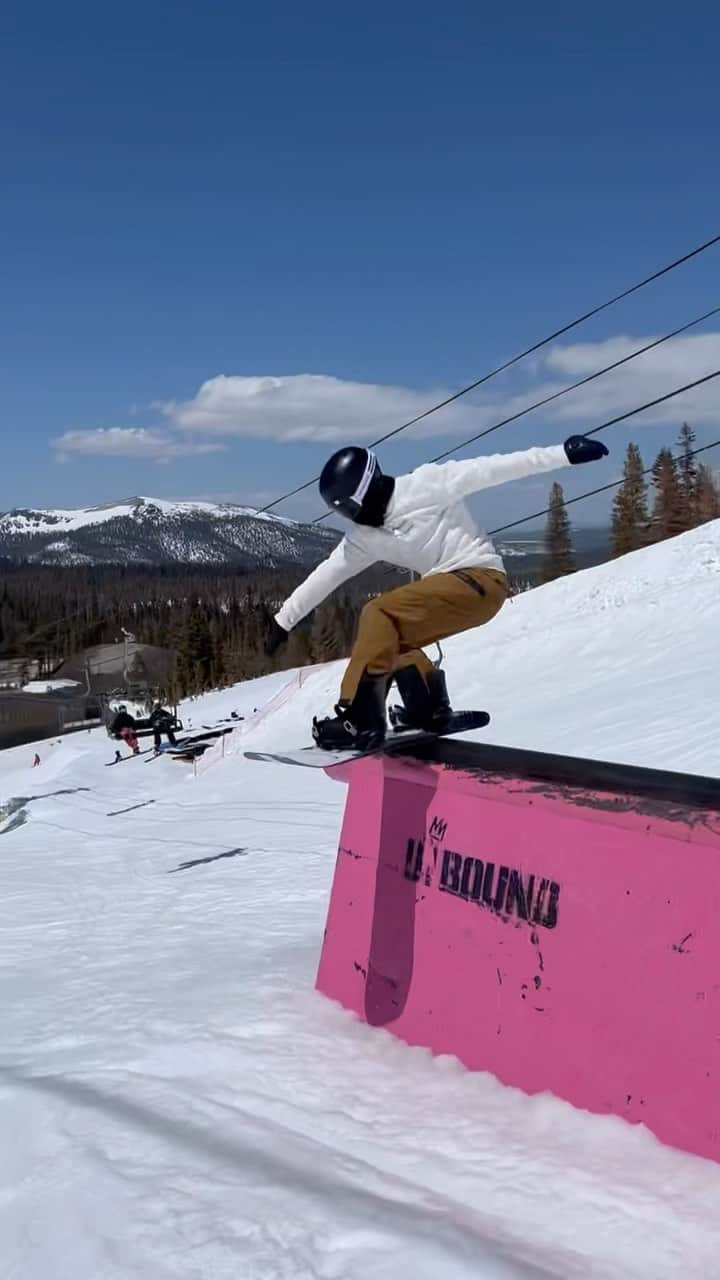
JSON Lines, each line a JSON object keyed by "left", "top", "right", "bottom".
{"left": 428, "top": 815, "right": 448, "bottom": 841}
{"left": 404, "top": 834, "right": 560, "bottom": 931}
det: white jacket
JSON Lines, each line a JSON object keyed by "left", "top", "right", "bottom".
{"left": 275, "top": 444, "right": 570, "bottom": 631}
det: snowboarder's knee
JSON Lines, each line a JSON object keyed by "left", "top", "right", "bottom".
{"left": 360, "top": 597, "right": 381, "bottom": 622}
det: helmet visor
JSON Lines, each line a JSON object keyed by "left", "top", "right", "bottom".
{"left": 330, "top": 494, "right": 362, "bottom": 520}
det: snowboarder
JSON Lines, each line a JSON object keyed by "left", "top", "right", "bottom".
{"left": 149, "top": 702, "right": 177, "bottom": 751}
{"left": 266, "top": 435, "right": 608, "bottom": 750}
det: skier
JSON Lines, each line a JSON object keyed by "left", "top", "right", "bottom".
{"left": 109, "top": 705, "right": 140, "bottom": 755}
{"left": 267, "top": 435, "right": 608, "bottom": 749}
{"left": 149, "top": 702, "right": 178, "bottom": 751}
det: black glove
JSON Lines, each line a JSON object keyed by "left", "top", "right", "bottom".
{"left": 267, "top": 619, "right": 290, "bottom": 656}
{"left": 564, "top": 435, "right": 609, "bottom": 465}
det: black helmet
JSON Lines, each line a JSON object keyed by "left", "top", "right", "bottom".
{"left": 319, "top": 447, "right": 383, "bottom": 520}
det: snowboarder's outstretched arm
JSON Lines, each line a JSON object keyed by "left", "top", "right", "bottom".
{"left": 407, "top": 436, "right": 607, "bottom": 505}
{"left": 274, "top": 536, "right": 374, "bottom": 633}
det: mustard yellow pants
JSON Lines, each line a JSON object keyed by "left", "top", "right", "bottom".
{"left": 340, "top": 568, "right": 508, "bottom": 701}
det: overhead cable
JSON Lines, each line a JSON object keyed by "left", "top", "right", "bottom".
{"left": 425, "top": 305, "right": 720, "bottom": 464}
{"left": 321, "top": 367, "right": 720, "bottom": 527}
{"left": 256, "top": 231, "right": 720, "bottom": 515}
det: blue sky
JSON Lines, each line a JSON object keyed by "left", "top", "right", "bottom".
{"left": 1, "top": 0, "right": 719, "bottom": 530}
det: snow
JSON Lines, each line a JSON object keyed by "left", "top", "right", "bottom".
{"left": 1, "top": 522, "right": 720, "bottom": 1278}
{"left": 21, "top": 679, "right": 82, "bottom": 694}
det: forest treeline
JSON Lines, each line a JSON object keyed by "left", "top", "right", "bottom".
{"left": 0, "top": 560, "right": 407, "bottom": 697}
{"left": 2, "top": 422, "right": 718, "bottom": 697}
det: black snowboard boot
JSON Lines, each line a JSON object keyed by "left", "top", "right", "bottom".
{"left": 389, "top": 667, "right": 453, "bottom": 734}
{"left": 312, "top": 674, "right": 388, "bottom": 751}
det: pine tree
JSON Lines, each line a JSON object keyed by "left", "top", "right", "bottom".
{"left": 286, "top": 628, "right": 312, "bottom": 669}
{"left": 210, "top": 636, "right": 227, "bottom": 689}
{"left": 676, "top": 422, "right": 698, "bottom": 530}
{"left": 0, "top": 599, "right": 19, "bottom": 656}
{"left": 610, "top": 442, "right": 649, "bottom": 557}
{"left": 695, "top": 464, "right": 720, "bottom": 525}
{"left": 542, "top": 482, "right": 575, "bottom": 583}
{"left": 649, "top": 448, "right": 685, "bottom": 542}
{"left": 335, "top": 593, "right": 359, "bottom": 650}
{"left": 310, "top": 604, "right": 347, "bottom": 662}
{"left": 175, "top": 605, "right": 214, "bottom": 696}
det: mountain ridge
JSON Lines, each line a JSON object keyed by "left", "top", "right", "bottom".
{"left": 0, "top": 495, "right": 611, "bottom": 577}
{"left": 0, "top": 496, "right": 338, "bottom": 569}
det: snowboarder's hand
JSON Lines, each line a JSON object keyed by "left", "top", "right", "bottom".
{"left": 563, "top": 435, "right": 609, "bottom": 465}
{"left": 267, "top": 619, "right": 290, "bottom": 656}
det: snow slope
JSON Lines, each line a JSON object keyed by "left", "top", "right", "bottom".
{"left": 1, "top": 523, "right": 720, "bottom": 1279}
{"left": 209, "top": 518, "right": 720, "bottom": 776}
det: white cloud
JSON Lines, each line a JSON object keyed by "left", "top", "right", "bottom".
{"left": 160, "top": 373, "right": 481, "bottom": 442}
{"left": 51, "top": 428, "right": 227, "bottom": 464}
{"left": 156, "top": 336, "right": 720, "bottom": 446}
{"left": 541, "top": 333, "right": 720, "bottom": 426}
{"left": 53, "top": 332, "right": 720, "bottom": 470}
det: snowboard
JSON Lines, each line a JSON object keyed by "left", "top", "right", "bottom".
{"left": 243, "top": 710, "right": 490, "bottom": 770}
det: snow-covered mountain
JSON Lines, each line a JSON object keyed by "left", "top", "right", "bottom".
{"left": 0, "top": 496, "right": 338, "bottom": 568}
{"left": 1, "top": 520, "right": 719, "bottom": 1279}
{"left": 0, "top": 496, "right": 611, "bottom": 579}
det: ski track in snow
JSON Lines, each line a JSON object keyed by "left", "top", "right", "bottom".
{"left": 2, "top": 525, "right": 720, "bottom": 1278}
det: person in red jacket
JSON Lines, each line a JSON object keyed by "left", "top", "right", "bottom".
{"left": 110, "top": 706, "right": 140, "bottom": 755}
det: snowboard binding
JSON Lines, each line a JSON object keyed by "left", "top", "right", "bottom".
{"left": 312, "top": 673, "right": 388, "bottom": 752}
{"left": 389, "top": 667, "right": 453, "bottom": 734}
{"left": 312, "top": 666, "right": 457, "bottom": 751}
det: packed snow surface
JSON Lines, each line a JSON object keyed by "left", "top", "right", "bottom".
{"left": 1, "top": 522, "right": 720, "bottom": 1279}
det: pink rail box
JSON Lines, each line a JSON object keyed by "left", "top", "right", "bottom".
{"left": 316, "top": 741, "right": 720, "bottom": 1163}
